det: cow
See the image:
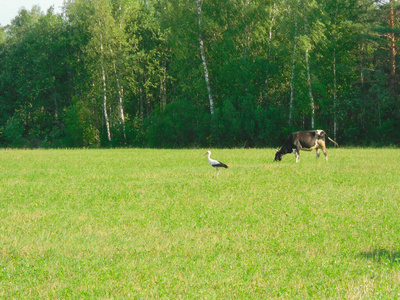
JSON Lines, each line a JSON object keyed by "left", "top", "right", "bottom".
{"left": 274, "top": 130, "right": 339, "bottom": 163}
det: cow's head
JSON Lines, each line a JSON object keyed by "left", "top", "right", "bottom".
{"left": 274, "top": 149, "right": 283, "bottom": 162}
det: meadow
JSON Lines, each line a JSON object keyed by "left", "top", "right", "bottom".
{"left": 1, "top": 148, "right": 400, "bottom": 298}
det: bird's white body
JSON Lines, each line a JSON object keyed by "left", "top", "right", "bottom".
{"left": 207, "top": 156, "right": 221, "bottom": 167}
{"left": 203, "top": 151, "right": 228, "bottom": 177}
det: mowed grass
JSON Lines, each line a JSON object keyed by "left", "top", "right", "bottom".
{"left": 1, "top": 148, "right": 400, "bottom": 298}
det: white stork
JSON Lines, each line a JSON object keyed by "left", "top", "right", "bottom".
{"left": 203, "top": 151, "right": 228, "bottom": 177}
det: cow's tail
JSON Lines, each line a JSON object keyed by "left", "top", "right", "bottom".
{"left": 327, "top": 136, "right": 339, "bottom": 147}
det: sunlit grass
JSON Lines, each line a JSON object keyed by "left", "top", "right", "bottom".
{"left": 0, "top": 148, "right": 400, "bottom": 298}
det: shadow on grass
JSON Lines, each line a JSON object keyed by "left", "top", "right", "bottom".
{"left": 359, "top": 249, "right": 400, "bottom": 264}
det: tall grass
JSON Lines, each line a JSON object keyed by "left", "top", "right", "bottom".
{"left": 1, "top": 148, "right": 400, "bottom": 298}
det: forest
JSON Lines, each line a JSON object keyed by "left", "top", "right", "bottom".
{"left": 0, "top": 0, "right": 399, "bottom": 148}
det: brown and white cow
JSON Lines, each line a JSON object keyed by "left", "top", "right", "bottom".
{"left": 274, "top": 130, "right": 338, "bottom": 163}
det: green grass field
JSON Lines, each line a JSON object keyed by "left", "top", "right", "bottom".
{"left": 1, "top": 148, "right": 400, "bottom": 298}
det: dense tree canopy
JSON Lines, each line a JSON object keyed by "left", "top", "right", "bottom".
{"left": 0, "top": 0, "right": 399, "bottom": 148}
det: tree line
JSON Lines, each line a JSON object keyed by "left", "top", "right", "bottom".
{"left": 0, "top": 0, "right": 399, "bottom": 148}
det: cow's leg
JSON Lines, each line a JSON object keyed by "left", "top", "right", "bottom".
{"left": 318, "top": 140, "right": 328, "bottom": 161}
{"left": 316, "top": 148, "right": 321, "bottom": 159}
{"left": 295, "top": 149, "right": 300, "bottom": 162}
{"left": 323, "top": 147, "right": 328, "bottom": 161}
{"left": 293, "top": 142, "right": 301, "bottom": 163}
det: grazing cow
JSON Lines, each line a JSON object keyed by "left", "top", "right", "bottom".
{"left": 274, "top": 130, "right": 338, "bottom": 162}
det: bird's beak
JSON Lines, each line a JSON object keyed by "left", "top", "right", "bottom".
{"left": 202, "top": 153, "right": 207, "bottom": 157}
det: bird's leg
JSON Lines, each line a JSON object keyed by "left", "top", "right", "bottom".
{"left": 213, "top": 167, "right": 219, "bottom": 178}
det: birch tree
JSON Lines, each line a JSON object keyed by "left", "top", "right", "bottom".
{"left": 94, "top": 1, "right": 113, "bottom": 142}
{"left": 99, "top": 24, "right": 112, "bottom": 142}
{"left": 196, "top": 0, "right": 214, "bottom": 115}
{"left": 110, "top": 46, "right": 126, "bottom": 141}
{"left": 86, "top": 0, "right": 130, "bottom": 143}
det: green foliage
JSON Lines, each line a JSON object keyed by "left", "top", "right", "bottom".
{"left": 213, "top": 97, "right": 289, "bottom": 147}
{"left": 145, "top": 100, "right": 211, "bottom": 148}
{"left": 64, "top": 101, "right": 100, "bottom": 147}
{"left": 0, "top": 0, "right": 400, "bottom": 148}
{"left": 3, "top": 116, "right": 24, "bottom": 147}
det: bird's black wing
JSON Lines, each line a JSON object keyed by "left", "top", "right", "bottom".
{"left": 215, "top": 161, "right": 228, "bottom": 168}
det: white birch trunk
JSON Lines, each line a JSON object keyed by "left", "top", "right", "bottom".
{"left": 196, "top": 0, "right": 214, "bottom": 115}
{"left": 304, "top": 16, "right": 315, "bottom": 129}
{"left": 264, "top": 2, "right": 277, "bottom": 100}
{"left": 101, "top": 65, "right": 112, "bottom": 142}
{"left": 113, "top": 6, "right": 127, "bottom": 140}
{"left": 269, "top": 3, "right": 276, "bottom": 42}
{"left": 100, "top": 27, "right": 112, "bottom": 142}
{"left": 289, "top": 17, "right": 298, "bottom": 125}
{"left": 110, "top": 48, "right": 126, "bottom": 141}
{"left": 114, "top": 62, "right": 126, "bottom": 140}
